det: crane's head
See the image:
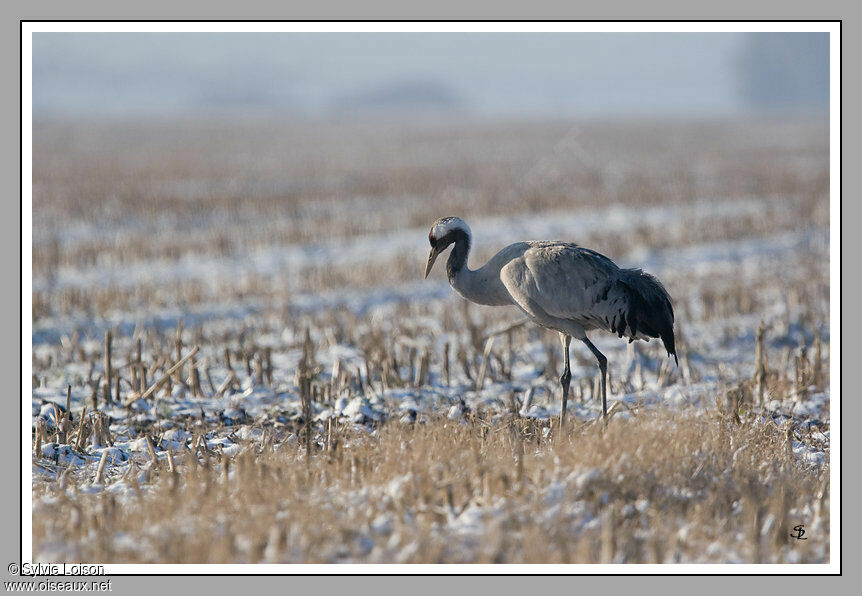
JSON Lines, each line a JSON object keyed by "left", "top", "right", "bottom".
{"left": 425, "top": 217, "right": 471, "bottom": 278}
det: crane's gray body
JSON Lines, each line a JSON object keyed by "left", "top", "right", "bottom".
{"left": 449, "top": 240, "right": 676, "bottom": 359}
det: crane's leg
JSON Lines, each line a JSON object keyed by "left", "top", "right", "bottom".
{"left": 559, "top": 333, "right": 572, "bottom": 428}
{"left": 582, "top": 338, "right": 608, "bottom": 421}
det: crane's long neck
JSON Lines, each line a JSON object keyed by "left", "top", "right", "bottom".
{"left": 446, "top": 231, "right": 511, "bottom": 307}
{"left": 446, "top": 229, "right": 471, "bottom": 282}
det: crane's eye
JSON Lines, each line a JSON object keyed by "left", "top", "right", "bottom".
{"left": 429, "top": 235, "right": 437, "bottom": 247}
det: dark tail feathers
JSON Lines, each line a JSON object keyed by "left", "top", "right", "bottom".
{"left": 616, "top": 269, "right": 677, "bottom": 365}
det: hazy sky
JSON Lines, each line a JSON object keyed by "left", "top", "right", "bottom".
{"left": 31, "top": 32, "right": 829, "bottom": 119}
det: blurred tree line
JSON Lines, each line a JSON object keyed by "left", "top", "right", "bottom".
{"left": 737, "top": 32, "right": 829, "bottom": 110}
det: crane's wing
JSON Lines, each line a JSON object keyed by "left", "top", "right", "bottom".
{"left": 510, "top": 243, "right": 621, "bottom": 324}
{"left": 500, "top": 242, "right": 677, "bottom": 362}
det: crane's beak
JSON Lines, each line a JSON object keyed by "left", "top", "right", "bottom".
{"left": 424, "top": 247, "right": 440, "bottom": 279}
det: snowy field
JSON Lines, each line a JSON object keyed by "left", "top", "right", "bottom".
{"left": 30, "top": 116, "right": 830, "bottom": 564}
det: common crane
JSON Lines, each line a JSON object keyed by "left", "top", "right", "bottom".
{"left": 424, "top": 216, "right": 677, "bottom": 425}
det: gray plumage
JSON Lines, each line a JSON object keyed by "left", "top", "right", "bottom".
{"left": 424, "top": 216, "right": 677, "bottom": 425}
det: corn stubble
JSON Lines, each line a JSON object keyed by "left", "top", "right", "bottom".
{"left": 31, "top": 116, "right": 830, "bottom": 564}
{"left": 32, "top": 407, "right": 827, "bottom": 564}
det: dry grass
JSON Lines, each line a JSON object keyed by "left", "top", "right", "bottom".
{"left": 31, "top": 114, "right": 831, "bottom": 565}
{"left": 31, "top": 116, "right": 828, "bottom": 280}
{"left": 31, "top": 116, "right": 829, "bottom": 340}
{"left": 32, "top": 407, "right": 828, "bottom": 564}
